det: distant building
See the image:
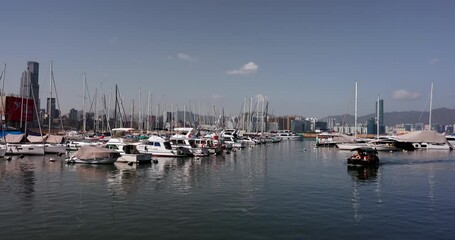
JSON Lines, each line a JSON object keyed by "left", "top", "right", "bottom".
{"left": 375, "top": 98, "right": 385, "bottom": 134}
{"left": 367, "top": 117, "right": 376, "bottom": 135}
{"left": 69, "top": 108, "right": 78, "bottom": 121}
{"left": 19, "top": 61, "right": 40, "bottom": 127}
{"left": 314, "top": 121, "right": 328, "bottom": 132}
{"left": 46, "top": 97, "right": 60, "bottom": 118}
{"left": 20, "top": 61, "right": 40, "bottom": 110}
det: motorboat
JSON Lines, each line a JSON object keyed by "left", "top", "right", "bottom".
{"left": 276, "top": 130, "right": 304, "bottom": 141}
{"left": 66, "top": 146, "right": 120, "bottom": 164}
{"left": 193, "top": 138, "right": 223, "bottom": 155}
{"left": 104, "top": 138, "right": 152, "bottom": 164}
{"left": 367, "top": 138, "right": 399, "bottom": 152}
{"left": 347, "top": 147, "right": 379, "bottom": 166}
{"left": 170, "top": 128, "right": 210, "bottom": 157}
{"left": 316, "top": 132, "right": 354, "bottom": 147}
{"left": 136, "top": 135, "right": 193, "bottom": 157}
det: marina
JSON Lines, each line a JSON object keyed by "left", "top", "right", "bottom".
{"left": 1, "top": 140, "right": 454, "bottom": 239}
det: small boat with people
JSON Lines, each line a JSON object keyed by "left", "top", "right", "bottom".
{"left": 347, "top": 147, "right": 379, "bottom": 166}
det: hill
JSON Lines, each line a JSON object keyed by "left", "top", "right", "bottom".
{"left": 324, "top": 107, "right": 455, "bottom": 126}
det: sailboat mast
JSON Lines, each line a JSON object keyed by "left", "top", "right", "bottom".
{"left": 48, "top": 62, "right": 53, "bottom": 134}
{"left": 354, "top": 81, "right": 358, "bottom": 139}
{"left": 114, "top": 85, "right": 118, "bottom": 128}
{"left": 429, "top": 82, "right": 433, "bottom": 130}
{"left": 82, "top": 73, "right": 87, "bottom": 133}
{"left": 376, "top": 96, "right": 380, "bottom": 138}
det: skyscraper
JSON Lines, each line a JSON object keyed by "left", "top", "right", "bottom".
{"left": 20, "top": 61, "right": 40, "bottom": 109}
{"left": 375, "top": 98, "right": 385, "bottom": 134}
{"left": 19, "top": 61, "right": 40, "bottom": 126}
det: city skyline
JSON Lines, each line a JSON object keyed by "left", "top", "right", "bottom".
{"left": 1, "top": 1, "right": 455, "bottom": 118}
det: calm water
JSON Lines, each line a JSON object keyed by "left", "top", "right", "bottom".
{"left": 1, "top": 141, "right": 455, "bottom": 239}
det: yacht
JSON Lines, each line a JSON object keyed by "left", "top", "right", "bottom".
{"left": 104, "top": 138, "right": 152, "bottom": 164}
{"left": 136, "top": 135, "right": 193, "bottom": 157}
{"left": 276, "top": 130, "right": 304, "bottom": 141}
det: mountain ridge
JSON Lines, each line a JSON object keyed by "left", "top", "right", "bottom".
{"left": 324, "top": 107, "right": 455, "bottom": 126}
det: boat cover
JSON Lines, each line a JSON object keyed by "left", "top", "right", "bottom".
{"left": 394, "top": 130, "right": 448, "bottom": 144}
{"left": 333, "top": 134, "right": 355, "bottom": 143}
{"left": 27, "top": 135, "right": 46, "bottom": 143}
{"left": 5, "top": 133, "right": 25, "bottom": 143}
{"left": 46, "top": 134, "right": 64, "bottom": 143}
{"left": 72, "top": 146, "right": 117, "bottom": 160}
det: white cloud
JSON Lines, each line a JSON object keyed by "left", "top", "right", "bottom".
{"left": 429, "top": 58, "right": 440, "bottom": 65}
{"left": 227, "top": 62, "right": 258, "bottom": 75}
{"left": 178, "top": 53, "right": 197, "bottom": 62}
{"left": 392, "top": 89, "right": 421, "bottom": 100}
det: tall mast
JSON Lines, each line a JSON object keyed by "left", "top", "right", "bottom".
{"left": 354, "top": 81, "right": 358, "bottom": 139}
{"left": 48, "top": 62, "right": 53, "bottom": 134}
{"left": 114, "top": 85, "right": 118, "bottom": 128}
{"left": 429, "top": 82, "right": 433, "bottom": 130}
{"left": 82, "top": 73, "right": 87, "bottom": 133}
{"left": 376, "top": 96, "right": 380, "bottom": 138}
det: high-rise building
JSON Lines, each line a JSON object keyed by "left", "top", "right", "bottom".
{"left": 19, "top": 61, "right": 40, "bottom": 125}
{"left": 375, "top": 98, "right": 385, "bottom": 134}
{"left": 47, "top": 97, "right": 59, "bottom": 118}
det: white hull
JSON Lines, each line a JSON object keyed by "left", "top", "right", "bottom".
{"left": 117, "top": 153, "right": 152, "bottom": 163}
{"left": 6, "top": 144, "right": 45, "bottom": 155}
{"left": 412, "top": 142, "right": 452, "bottom": 151}
{"left": 137, "top": 146, "right": 192, "bottom": 157}
{"left": 66, "top": 157, "right": 118, "bottom": 164}
{"left": 0, "top": 148, "right": 6, "bottom": 157}
{"left": 44, "top": 144, "right": 66, "bottom": 154}
{"left": 336, "top": 143, "right": 368, "bottom": 150}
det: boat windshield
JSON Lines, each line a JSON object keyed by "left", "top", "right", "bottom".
{"left": 163, "top": 142, "right": 172, "bottom": 150}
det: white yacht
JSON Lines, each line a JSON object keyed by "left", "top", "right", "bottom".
{"left": 104, "top": 138, "right": 152, "bottom": 164}
{"left": 136, "top": 135, "right": 193, "bottom": 157}
{"left": 169, "top": 128, "right": 210, "bottom": 157}
{"left": 276, "top": 130, "right": 304, "bottom": 141}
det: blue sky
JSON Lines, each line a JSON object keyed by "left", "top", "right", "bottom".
{"left": 1, "top": 0, "right": 454, "bottom": 118}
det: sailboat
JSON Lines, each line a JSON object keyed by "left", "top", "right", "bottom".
{"left": 394, "top": 83, "right": 452, "bottom": 150}
{"left": 0, "top": 64, "right": 9, "bottom": 157}
{"left": 337, "top": 82, "right": 369, "bottom": 150}
{"left": 43, "top": 62, "right": 66, "bottom": 154}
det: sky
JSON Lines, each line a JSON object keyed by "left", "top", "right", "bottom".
{"left": 1, "top": 0, "right": 455, "bottom": 119}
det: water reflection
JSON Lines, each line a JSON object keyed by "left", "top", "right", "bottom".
{"left": 347, "top": 165, "right": 379, "bottom": 182}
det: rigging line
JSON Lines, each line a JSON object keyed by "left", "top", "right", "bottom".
{"left": 50, "top": 64, "right": 65, "bottom": 132}
{"left": 417, "top": 89, "right": 431, "bottom": 123}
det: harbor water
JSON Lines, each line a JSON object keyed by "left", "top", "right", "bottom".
{"left": 1, "top": 141, "right": 454, "bottom": 239}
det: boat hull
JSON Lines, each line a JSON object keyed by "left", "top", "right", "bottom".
{"left": 6, "top": 144, "right": 45, "bottom": 155}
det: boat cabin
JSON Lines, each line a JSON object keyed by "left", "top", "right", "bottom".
{"left": 347, "top": 147, "right": 379, "bottom": 166}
